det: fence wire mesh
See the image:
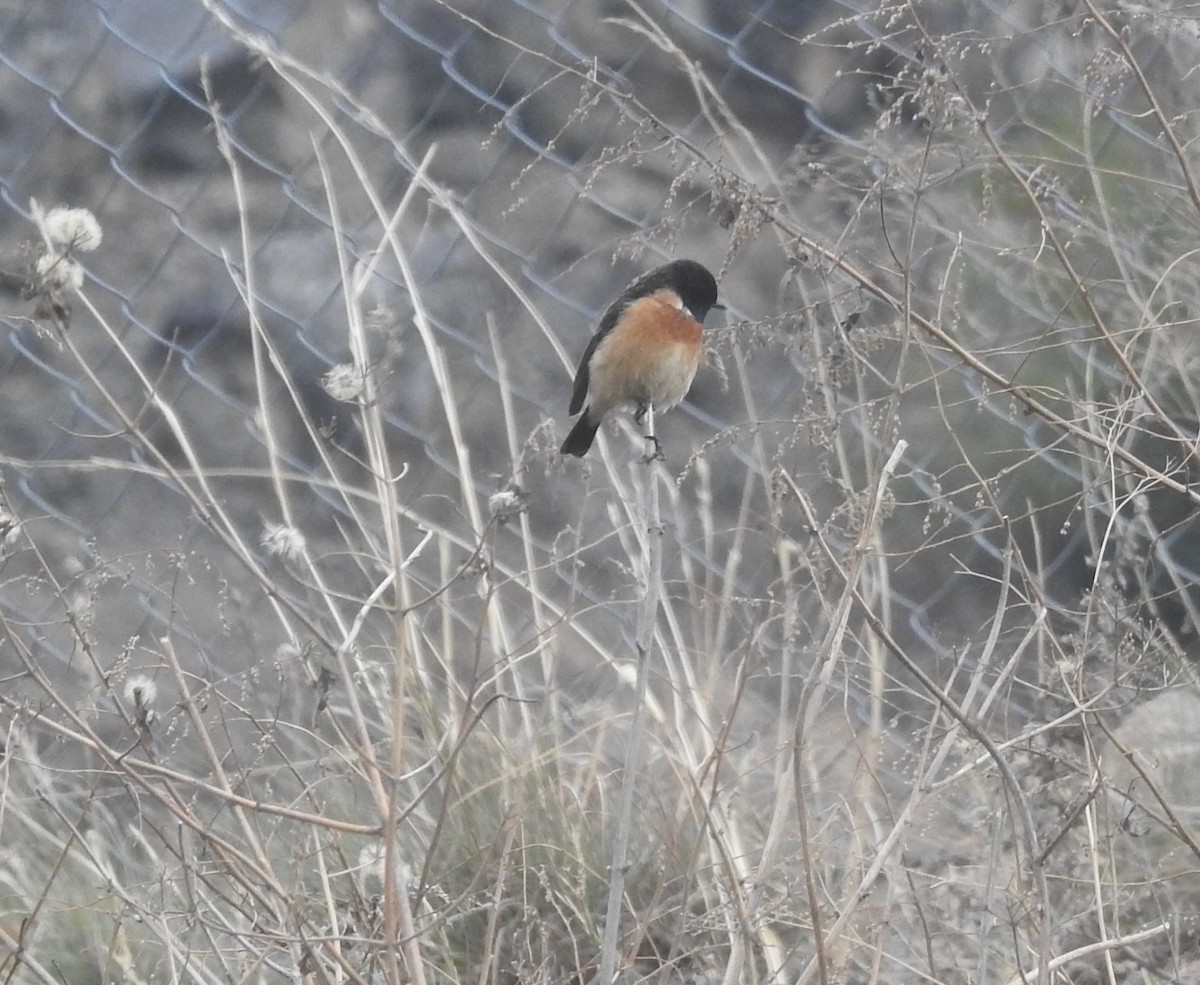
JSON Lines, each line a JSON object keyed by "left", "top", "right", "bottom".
{"left": 2, "top": 0, "right": 1200, "bottom": 982}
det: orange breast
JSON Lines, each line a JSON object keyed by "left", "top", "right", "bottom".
{"left": 586, "top": 291, "right": 703, "bottom": 416}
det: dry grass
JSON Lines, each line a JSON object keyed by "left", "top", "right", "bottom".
{"left": 2, "top": 2, "right": 1200, "bottom": 984}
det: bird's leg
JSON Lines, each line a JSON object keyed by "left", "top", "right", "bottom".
{"left": 633, "top": 400, "right": 649, "bottom": 426}
{"left": 638, "top": 402, "right": 663, "bottom": 463}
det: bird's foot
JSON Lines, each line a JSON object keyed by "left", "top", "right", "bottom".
{"left": 640, "top": 435, "right": 664, "bottom": 464}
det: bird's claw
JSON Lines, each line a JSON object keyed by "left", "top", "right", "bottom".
{"left": 640, "top": 435, "right": 664, "bottom": 464}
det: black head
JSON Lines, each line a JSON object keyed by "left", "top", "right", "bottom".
{"left": 629, "top": 259, "right": 722, "bottom": 323}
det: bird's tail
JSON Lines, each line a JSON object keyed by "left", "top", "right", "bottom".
{"left": 560, "top": 411, "right": 601, "bottom": 457}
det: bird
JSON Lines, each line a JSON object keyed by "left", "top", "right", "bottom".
{"left": 560, "top": 259, "right": 722, "bottom": 458}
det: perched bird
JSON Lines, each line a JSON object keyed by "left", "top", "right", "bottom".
{"left": 560, "top": 259, "right": 722, "bottom": 458}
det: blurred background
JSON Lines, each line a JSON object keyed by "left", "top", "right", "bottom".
{"left": 3, "top": 1, "right": 1200, "bottom": 982}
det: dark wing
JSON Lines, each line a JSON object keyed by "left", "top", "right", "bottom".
{"left": 567, "top": 339, "right": 594, "bottom": 414}
{"left": 567, "top": 296, "right": 629, "bottom": 414}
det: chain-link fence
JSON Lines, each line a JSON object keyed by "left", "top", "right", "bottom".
{"left": 2, "top": 1, "right": 1200, "bottom": 982}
